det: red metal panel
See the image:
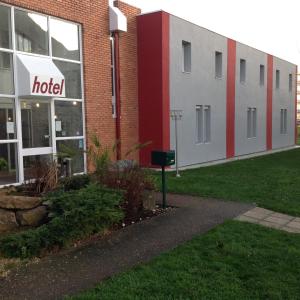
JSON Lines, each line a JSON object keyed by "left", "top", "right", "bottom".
{"left": 137, "top": 12, "right": 170, "bottom": 166}
{"left": 226, "top": 39, "right": 236, "bottom": 158}
{"left": 267, "top": 54, "right": 273, "bottom": 150}
{"left": 295, "top": 66, "right": 298, "bottom": 145}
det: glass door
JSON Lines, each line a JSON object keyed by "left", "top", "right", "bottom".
{"left": 20, "top": 99, "right": 53, "bottom": 179}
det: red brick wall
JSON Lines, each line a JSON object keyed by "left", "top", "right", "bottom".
{"left": 1, "top": 0, "right": 115, "bottom": 170}
{"left": 114, "top": 1, "right": 141, "bottom": 161}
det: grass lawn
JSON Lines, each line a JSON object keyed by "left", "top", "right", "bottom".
{"left": 160, "top": 148, "right": 300, "bottom": 216}
{"left": 70, "top": 221, "right": 300, "bottom": 300}
{"left": 297, "top": 126, "right": 300, "bottom": 145}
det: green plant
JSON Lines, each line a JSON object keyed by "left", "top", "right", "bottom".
{"left": 88, "top": 133, "right": 151, "bottom": 181}
{"left": 56, "top": 143, "right": 84, "bottom": 177}
{"left": 0, "top": 157, "right": 8, "bottom": 171}
{"left": 88, "top": 133, "right": 114, "bottom": 181}
{"left": 59, "top": 174, "right": 91, "bottom": 191}
{"left": 0, "top": 184, "right": 124, "bottom": 258}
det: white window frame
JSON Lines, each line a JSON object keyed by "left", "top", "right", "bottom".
{"left": 182, "top": 40, "right": 191, "bottom": 73}
{"left": 276, "top": 70, "right": 280, "bottom": 89}
{"left": 215, "top": 51, "right": 222, "bottom": 79}
{"left": 289, "top": 74, "right": 292, "bottom": 92}
{"left": 259, "top": 64, "right": 265, "bottom": 86}
{"left": 240, "top": 59, "right": 246, "bottom": 84}
{"left": 280, "top": 108, "right": 288, "bottom": 134}
{"left": 247, "top": 107, "right": 257, "bottom": 139}
{"left": 196, "top": 105, "right": 211, "bottom": 144}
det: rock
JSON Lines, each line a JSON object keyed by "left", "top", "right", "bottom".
{"left": 16, "top": 206, "right": 48, "bottom": 227}
{"left": 0, "top": 209, "right": 18, "bottom": 232}
{"left": 0, "top": 196, "right": 42, "bottom": 210}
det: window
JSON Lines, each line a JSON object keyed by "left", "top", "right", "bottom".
{"left": 196, "top": 105, "right": 203, "bottom": 144}
{"left": 15, "top": 9, "right": 49, "bottom": 55}
{"left": 23, "top": 154, "right": 52, "bottom": 180}
{"left": 0, "top": 143, "right": 18, "bottom": 185}
{"left": 56, "top": 139, "right": 84, "bottom": 174}
{"left": 260, "top": 64, "right": 265, "bottom": 86}
{"left": 215, "top": 51, "right": 222, "bottom": 78}
{"left": 55, "top": 101, "right": 83, "bottom": 137}
{"left": 276, "top": 70, "right": 280, "bottom": 89}
{"left": 0, "top": 5, "right": 12, "bottom": 49}
{"left": 182, "top": 41, "right": 191, "bottom": 72}
{"left": 0, "top": 98, "right": 16, "bottom": 140}
{"left": 21, "top": 100, "right": 51, "bottom": 148}
{"left": 247, "top": 107, "right": 257, "bottom": 138}
{"left": 53, "top": 60, "right": 82, "bottom": 99}
{"left": 240, "top": 59, "right": 246, "bottom": 83}
{"left": 196, "top": 105, "right": 211, "bottom": 143}
{"left": 289, "top": 74, "right": 293, "bottom": 92}
{"left": 204, "top": 106, "right": 211, "bottom": 143}
{"left": 280, "top": 109, "right": 287, "bottom": 134}
{"left": 0, "top": 52, "right": 14, "bottom": 94}
{"left": 51, "top": 18, "right": 80, "bottom": 61}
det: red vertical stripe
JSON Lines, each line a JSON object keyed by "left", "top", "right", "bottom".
{"left": 266, "top": 55, "right": 273, "bottom": 150}
{"left": 295, "top": 66, "right": 298, "bottom": 145}
{"left": 137, "top": 12, "right": 170, "bottom": 166}
{"left": 226, "top": 39, "right": 236, "bottom": 158}
{"left": 161, "top": 12, "right": 170, "bottom": 150}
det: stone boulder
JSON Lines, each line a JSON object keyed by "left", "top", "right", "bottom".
{"left": 0, "top": 196, "right": 42, "bottom": 210}
{"left": 16, "top": 206, "right": 48, "bottom": 227}
{"left": 0, "top": 209, "right": 18, "bottom": 232}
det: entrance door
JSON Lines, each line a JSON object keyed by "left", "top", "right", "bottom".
{"left": 20, "top": 99, "right": 53, "bottom": 179}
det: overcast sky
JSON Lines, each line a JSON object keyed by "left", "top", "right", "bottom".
{"left": 121, "top": 0, "right": 300, "bottom": 67}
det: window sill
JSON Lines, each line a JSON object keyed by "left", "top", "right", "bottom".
{"left": 196, "top": 142, "right": 211, "bottom": 145}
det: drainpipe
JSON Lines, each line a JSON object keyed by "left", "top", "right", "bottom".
{"left": 113, "top": 31, "right": 122, "bottom": 160}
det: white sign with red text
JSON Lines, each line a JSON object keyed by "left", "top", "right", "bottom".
{"left": 17, "top": 54, "right": 65, "bottom": 98}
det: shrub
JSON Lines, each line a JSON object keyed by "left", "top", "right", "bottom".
{"left": 103, "top": 165, "right": 157, "bottom": 218}
{"left": 0, "top": 185, "right": 124, "bottom": 259}
{"left": 60, "top": 174, "right": 91, "bottom": 191}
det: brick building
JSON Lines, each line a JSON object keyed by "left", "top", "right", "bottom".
{"left": 0, "top": 0, "right": 297, "bottom": 187}
{"left": 0, "top": 0, "right": 140, "bottom": 186}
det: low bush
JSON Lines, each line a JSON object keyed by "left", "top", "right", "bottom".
{"left": 0, "top": 184, "right": 124, "bottom": 259}
{"left": 102, "top": 165, "right": 157, "bottom": 219}
{"left": 60, "top": 174, "right": 91, "bottom": 191}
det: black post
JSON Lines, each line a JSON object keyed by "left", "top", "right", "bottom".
{"left": 162, "top": 165, "right": 166, "bottom": 209}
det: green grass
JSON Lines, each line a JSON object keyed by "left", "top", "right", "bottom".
{"left": 297, "top": 126, "right": 300, "bottom": 145}
{"left": 160, "top": 148, "right": 300, "bottom": 216}
{"left": 70, "top": 221, "right": 300, "bottom": 300}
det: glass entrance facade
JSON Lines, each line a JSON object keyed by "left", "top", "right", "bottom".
{"left": 0, "top": 4, "right": 85, "bottom": 186}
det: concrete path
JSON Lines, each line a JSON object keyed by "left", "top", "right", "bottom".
{"left": 0, "top": 194, "right": 252, "bottom": 300}
{"left": 236, "top": 207, "right": 300, "bottom": 233}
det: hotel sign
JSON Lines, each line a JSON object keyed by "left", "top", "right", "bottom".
{"left": 17, "top": 54, "right": 65, "bottom": 98}
{"left": 31, "top": 76, "right": 65, "bottom": 96}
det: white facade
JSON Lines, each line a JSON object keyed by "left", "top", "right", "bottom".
{"left": 168, "top": 14, "right": 296, "bottom": 168}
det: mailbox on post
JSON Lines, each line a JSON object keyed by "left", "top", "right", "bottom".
{"left": 151, "top": 150, "right": 175, "bottom": 209}
{"left": 151, "top": 150, "right": 175, "bottom": 167}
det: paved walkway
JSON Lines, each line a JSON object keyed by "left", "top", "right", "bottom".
{"left": 0, "top": 194, "right": 252, "bottom": 300}
{"left": 236, "top": 207, "right": 300, "bottom": 233}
